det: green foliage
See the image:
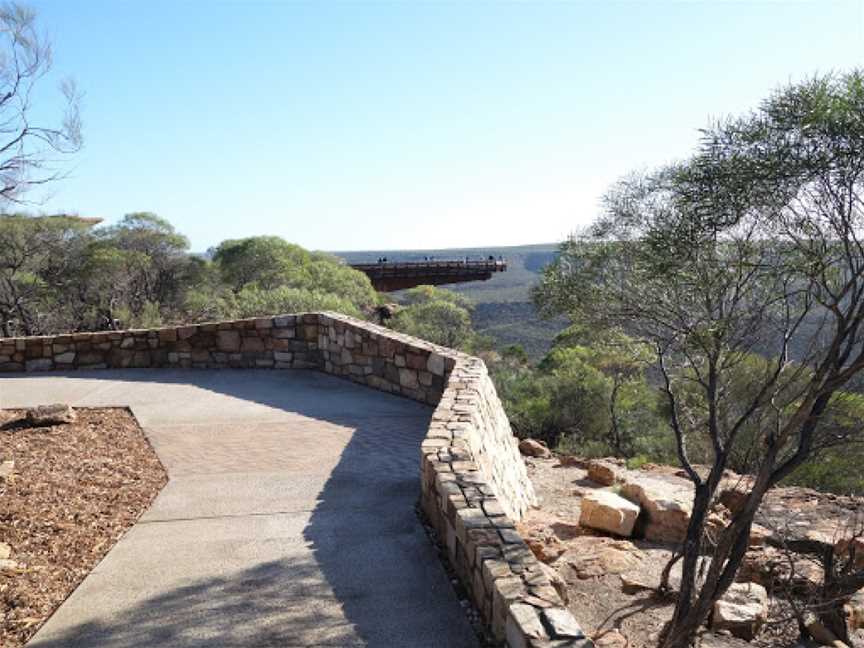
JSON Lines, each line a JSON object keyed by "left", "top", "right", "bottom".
{"left": 0, "top": 213, "right": 98, "bottom": 335}
{"left": 782, "top": 393, "right": 864, "bottom": 494}
{"left": 212, "top": 236, "right": 377, "bottom": 310}
{"left": 784, "top": 445, "right": 864, "bottom": 495}
{"left": 391, "top": 298, "right": 474, "bottom": 349}
{"left": 535, "top": 70, "right": 864, "bottom": 648}
{"left": 533, "top": 70, "right": 864, "bottom": 496}
{"left": 0, "top": 216, "right": 379, "bottom": 334}
{"left": 231, "top": 286, "right": 363, "bottom": 320}
{"left": 213, "top": 236, "right": 308, "bottom": 292}
{"left": 386, "top": 285, "right": 484, "bottom": 350}
{"left": 491, "top": 323, "right": 667, "bottom": 456}
{"left": 501, "top": 344, "right": 529, "bottom": 365}
{"left": 113, "top": 301, "right": 164, "bottom": 330}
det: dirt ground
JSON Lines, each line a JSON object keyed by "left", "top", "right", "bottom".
{"left": 0, "top": 407, "right": 167, "bottom": 647}
{"left": 523, "top": 458, "right": 682, "bottom": 647}
{"left": 522, "top": 455, "right": 864, "bottom": 648}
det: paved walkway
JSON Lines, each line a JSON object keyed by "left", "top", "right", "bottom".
{"left": 0, "top": 369, "right": 478, "bottom": 648}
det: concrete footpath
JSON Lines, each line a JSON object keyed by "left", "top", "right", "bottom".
{"left": 0, "top": 369, "right": 478, "bottom": 647}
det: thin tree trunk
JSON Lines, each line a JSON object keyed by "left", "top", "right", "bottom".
{"left": 661, "top": 485, "right": 711, "bottom": 648}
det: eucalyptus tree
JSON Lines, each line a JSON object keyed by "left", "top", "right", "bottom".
{"left": 93, "top": 213, "right": 193, "bottom": 325}
{"left": 0, "top": 213, "right": 94, "bottom": 335}
{"left": 390, "top": 287, "right": 475, "bottom": 349}
{"left": 535, "top": 70, "right": 864, "bottom": 647}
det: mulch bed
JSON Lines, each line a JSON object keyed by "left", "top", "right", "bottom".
{"left": 0, "top": 407, "right": 168, "bottom": 647}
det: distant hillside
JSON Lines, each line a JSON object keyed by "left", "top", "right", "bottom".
{"left": 334, "top": 243, "right": 568, "bottom": 358}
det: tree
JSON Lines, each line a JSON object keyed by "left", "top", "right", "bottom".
{"left": 84, "top": 213, "right": 192, "bottom": 328}
{"left": 0, "top": 213, "right": 94, "bottom": 335}
{"left": 212, "top": 236, "right": 377, "bottom": 310}
{"left": 488, "top": 324, "right": 666, "bottom": 454}
{"left": 390, "top": 298, "right": 474, "bottom": 349}
{"left": 0, "top": 3, "right": 81, "bottom": 204}
{"left": 213, "top": 236, "right": 310, "bottom": 293}
{"left": 535, "top": 70, "right": 864, "bottom": 647}
{"left": 545, "top": 324, "right": 657, "bottom": 456}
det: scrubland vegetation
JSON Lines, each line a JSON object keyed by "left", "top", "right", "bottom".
{"left": 533, "top": 70, "right": 864, "bottom": 648}
{"left": 0, "top": 214, "right": 377, "bottom": 336}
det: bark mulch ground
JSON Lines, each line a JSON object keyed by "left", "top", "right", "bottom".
{"left": 0, "top": 407, "right": 167, "bottom": 647}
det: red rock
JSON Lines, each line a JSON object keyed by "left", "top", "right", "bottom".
{"left": 519, "top": 438, "right": 551, "bottom": 458}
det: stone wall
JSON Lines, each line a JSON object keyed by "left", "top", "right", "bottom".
{"left": 0, "top": 314, "right": 321, "bottom": 372}
{"left": 419, "top": 359, "right": 591, "bottom": 647}
{"left": 0, "top": 312, "right": 591, "bottom": 647}
{"left": 315, "top": 312, "right": 461, "bottom": 405}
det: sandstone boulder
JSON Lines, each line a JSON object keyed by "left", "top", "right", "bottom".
{"left": 519, "top": 438, "right": 551, "bottom": 458}
{"left": 550, "top": 520, "right": 582, "bottom": 541}
{"left": 579, "top": 490, "right": 640, "bottom": 537}
{"left": 26, "top": 403, "right": 76, "bottom": 426}
{"left": 748, "top": 523, "right": 771, "bottom": 547}
{"left": 711, "top": 582, "right": 768, "bottom": 640}
{"left": 620, "top": 474, "right": 692, "bottom": 543}
{"left": 718, "top": 484, "right": 750, "bottom": 515}
{"left": 0, "top": 542, "right": 10, "bottom": 560}
{"left": 587, "top": 460, "right": 621, "bottom": 486}
{"left": 0, "top": 459, "right": 14, "bottom": 479}
{"left": 703, "top": 504, "right": 732, "bottom": 544}
{"left": 558, "top": 536, "right": 643, "bottom": 580}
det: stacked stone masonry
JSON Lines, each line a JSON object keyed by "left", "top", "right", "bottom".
{"left": 0, "top": 314, "right": 322, "bottom": 373}
{"left": 0, "top": 311, "right": 592, "bottom": 648}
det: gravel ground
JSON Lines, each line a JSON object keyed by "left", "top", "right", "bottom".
{"left": 0, "top": 407, "right": 167, "bottom": 647}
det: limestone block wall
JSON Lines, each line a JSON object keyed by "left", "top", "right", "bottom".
{"left": 0, "top": 314, "right": 321, "bottom": 372}
{"left": 315, "top": 312, "right": 461, "bottom": 405}
{"left": 0, "top": 311, "right": 591, "bottom": 648}
{"left": 419, "top": 360, "right": 591, "bottom": 647}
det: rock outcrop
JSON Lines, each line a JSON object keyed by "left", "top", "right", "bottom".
{"left": 579, "top": 490, "right": 640, "bottom": 537}
{"left": 558, "top": 536, "right": 644, "bottom": 580}
{"left": 619, "top": 474, "right": 692, "bottom": 543}
{"left": 711, "top": 582, "right": 768, "bottom": 640}
{"left": 587, "top": 459, "right": 622, "bottom": 486}
{"left": 519, "top": 438, "right": 552, "bottom": 458}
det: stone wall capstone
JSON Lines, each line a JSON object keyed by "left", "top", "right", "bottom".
{"left": 0, "top": 311, "right": 592, "bottom": 648}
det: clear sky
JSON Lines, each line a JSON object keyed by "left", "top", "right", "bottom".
{"left": 25, "top": 0, "right": 864, "bottom": 252}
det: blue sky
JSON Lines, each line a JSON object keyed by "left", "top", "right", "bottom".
{"left": 26, "top": 0, "right": 864, "bottom": 252}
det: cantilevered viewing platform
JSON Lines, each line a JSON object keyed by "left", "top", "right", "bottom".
{"left": 349, "top": 259, "right": 507, "bottom": 292}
